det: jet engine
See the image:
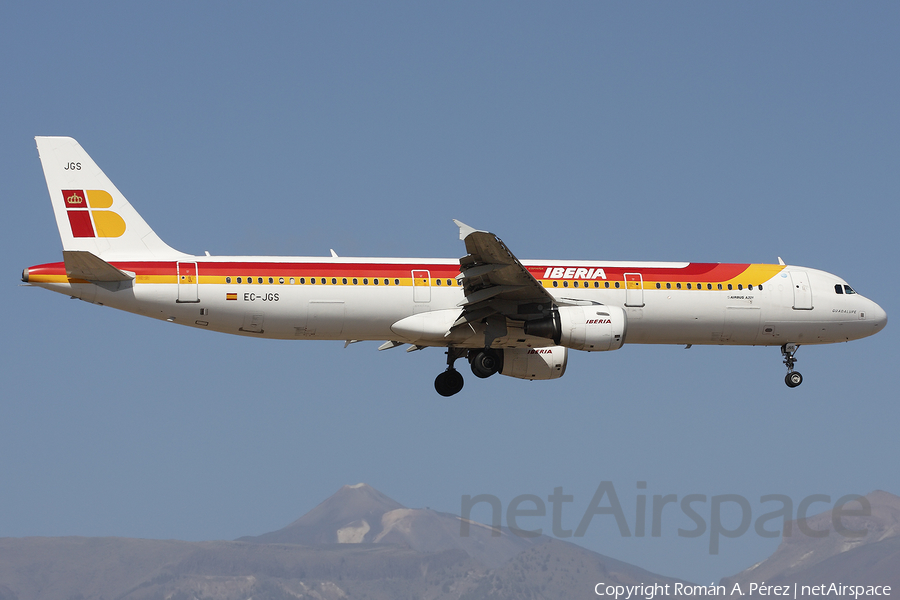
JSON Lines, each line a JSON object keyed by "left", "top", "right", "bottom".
{"left": 499, "top": 346, "right": 568, "bottom": 381}
{"left": 524, "top": 306, "right": 627, "bottom": 351}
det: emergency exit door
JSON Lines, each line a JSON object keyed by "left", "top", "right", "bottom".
{"left": 412, "top": 270, "right": 431, "bottom": 303}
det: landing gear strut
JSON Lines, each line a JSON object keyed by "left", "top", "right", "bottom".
{"left": 781, "top": 343, "right": 803, "bottom": 388}
{"left": 434, "top": 348, "right": 466, "bottom": 397}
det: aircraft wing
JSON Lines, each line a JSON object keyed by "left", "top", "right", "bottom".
{"left": 452, "top": 220, "right": 557, "bottom": 327}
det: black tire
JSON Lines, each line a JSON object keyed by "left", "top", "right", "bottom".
{"left": 471, "top": 350, "right": 501, "bottom": 379}
{"left": 435, "top": 369, "right": 464, "bottom": 396}
{"left": 785, "top": 372, "right": 803, "bottom": 388}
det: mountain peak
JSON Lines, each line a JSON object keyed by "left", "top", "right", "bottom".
{"left": 722, "top": 490, "right": 900, "bottom": 586}
{"left": 238, "top": 483, "right": 544, "bottom": 566}
{"left": 238, "top": 483, "right": 405, "bottom": 545}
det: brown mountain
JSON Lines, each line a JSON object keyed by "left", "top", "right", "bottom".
{"left": 239, "top": 482, "right": 542, "bottom": 568}
{"left": 239, "top": 483, "right": 405, "bottom": 545}
{"left": 721, "top": 490, "right": 900, "bottom": 587}
{"left": 0, "top": 483, "right": 687, "bottom": 600}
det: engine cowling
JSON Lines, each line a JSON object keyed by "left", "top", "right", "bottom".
{"left": 500, "top": 346, "right": 568, "bottom": 380}
{"left": 524, "top": 306, "right": 627, "bottom": 351}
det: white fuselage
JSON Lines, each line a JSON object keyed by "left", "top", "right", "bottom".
{"left": 25, "top": 256, "right": 887, "bottom": 350}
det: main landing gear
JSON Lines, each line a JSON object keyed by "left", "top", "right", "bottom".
{"left": 781, "top": 343, "right": 803, "bottom": 388}
{"left": 434, "top": 348, "right": 504, "bottom": 396}
{"left": 434, "top": 348, "right": 467, "bottom": 397}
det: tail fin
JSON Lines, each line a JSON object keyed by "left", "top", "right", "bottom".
{"left": 35, "top": 136, "right": 186, "bottom": 259}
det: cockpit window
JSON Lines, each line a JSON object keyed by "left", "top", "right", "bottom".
{"left": 835, "top": 284, "right": 843, "bottom": 295}
{"left": 844, "top": 285, "right": 857, "bottom": 295}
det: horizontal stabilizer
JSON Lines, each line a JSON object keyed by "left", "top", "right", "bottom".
{"left": 63, "top": 250, "right": 134, "bottom": 282}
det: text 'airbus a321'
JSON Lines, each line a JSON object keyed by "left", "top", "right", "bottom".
{"left": 22, "top": 137, "right": 887, "bottom": 396}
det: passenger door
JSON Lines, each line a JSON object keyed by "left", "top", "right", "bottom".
{"left": 789, "top": 271, "right": 813, "bottom": 310}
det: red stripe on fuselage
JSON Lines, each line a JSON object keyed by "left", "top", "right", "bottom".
{"left": 26, "top": 260, "right": 756, "bottom": 282}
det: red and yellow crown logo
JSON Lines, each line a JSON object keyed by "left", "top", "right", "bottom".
{"left": 61, "top": 190, "right": 126, "bottom": 238}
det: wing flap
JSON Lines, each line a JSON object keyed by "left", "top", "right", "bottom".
{"left": 453, "top": 221, "right": 556, "bottom": 324}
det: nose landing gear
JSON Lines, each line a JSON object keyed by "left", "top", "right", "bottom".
{"left": 782, "top": 343, "right": 802, "bottom": 388}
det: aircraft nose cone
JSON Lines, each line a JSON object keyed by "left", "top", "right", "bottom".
{"left": 870, "top": 302, "right": 887, "bottom": 331}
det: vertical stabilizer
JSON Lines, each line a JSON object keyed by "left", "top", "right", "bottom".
{"left": 35, "top": 136, "right": 187, "bottom": 259}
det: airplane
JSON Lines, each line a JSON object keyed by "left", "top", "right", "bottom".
{"left": 22, "top": 137, "right": 887, "bottom": 396}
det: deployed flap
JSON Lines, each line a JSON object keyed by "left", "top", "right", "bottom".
{"left": 452, "top": 220, "right": 556, "bottom": 324}
{"left": 63, "top": 250, "right": 134, "bottom": 282}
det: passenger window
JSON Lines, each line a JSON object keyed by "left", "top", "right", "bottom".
{"left": 290, "top": 278, "right": 295, "bottom": 284}
{"left": 257, "top": 277, "right": 263, "bottom": 284}
{"left": 759, "top": 285, "right": 763, "bottom": 290}
{"left": 268, "top": 277, "right": 274, "bottom": 284}
{"left": 279, "top": 277, "right": 285, "bottom": 284}
{"left": 563, "top": 281, "right": 569, "bottom": 288}
{"left": 687, "top": 283, "right": 692, "bottom": 290}
{"left": 737, "top": 284, "right": 743, "bottom": 290}
{"left": 748, "top": 284, "right": 753, "bottom": 291}
{"left": 728, "top": 284, "right": 733, "bottom": 290}
{"left": 331, "top": 278, "right": 336, "bottom": 285}
{"left": 373, "top": 278, "right": 379, "bottom": 285}
{"left": 553, "top": 281, "right": 558, "bottom": 287}
{"left": 666, "top": 283, "right": 671, "bottom": 289}
{"left": 363, "top": 278, "right": 368, "bottom": 285}
{"left": 301, "top": 277, "right": 306, "bottom": 284}
{"left": 615, "top": 282, "right": 620, "bottom": 288}
{"left": 717, "top": 284, "right": 722, "bottom": 290}
{"left": 436, "top": 279, "right": 441, "bottom": 286}
{"left": 707, "top": 284, "right": 713, "bottom": 290}
{"left": 236, "top": 277, "right": 241, "bottom": 283}
{"left": 342, "top": 278, "right": 347, "bottom": 285}
{"left": 353, "top": 278, "right": 358, "bottom": 285}
{"left": 656, "top": 283, "right": 661, "bottom": 289}
{"left": 605, "top": 282, "right": 610, "bottom": 288}
{"left": 394, "top": 279, "right": 400, "bottom": 285}
{"left": 676, "top": 283, "right": 682, "bottom": 289}
{"left": 594, "top": 281, "right": 599, "bottom": 288}
{"left": 321, "top": 278, "right": 326, "bottom": 284}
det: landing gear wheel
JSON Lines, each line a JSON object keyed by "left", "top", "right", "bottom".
{"left": 470, "top": 349, "right": 502, "bottom": 379}
{"left": 785, "top": 371, "right": 803, "bottom": 388}
{"left": 434, "top": 369, "right": 464, "bottom": 397}
{"left": 780, "top": 343, "right": 802, "bottom": 389}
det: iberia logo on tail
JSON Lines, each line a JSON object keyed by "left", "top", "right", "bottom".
{"left": 61, "top": 190, "right": 126, "bottom": 238}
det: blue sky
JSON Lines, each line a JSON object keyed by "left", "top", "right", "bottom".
{"left": 2, "top": 2, "right": 898, "bottom": 585}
